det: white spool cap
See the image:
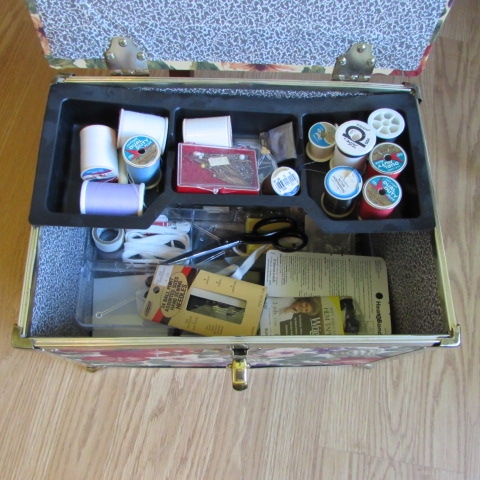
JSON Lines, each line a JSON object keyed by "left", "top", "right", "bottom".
{"left": 368, "top": 108, "right": 405, "bottom": 141}
{"left": 117, "top": 109, "right": 169, "bottom": 154}
{"left": 182, "top": 116, "right": 233, "bottom": 147}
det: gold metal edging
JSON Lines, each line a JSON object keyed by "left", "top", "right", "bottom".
{"left": 58, "top": 75, "right": 413, "bottom": 94}
{"left": 15, "top": 227, "right": 40, "bottom": 338}
{"left": 11, "top": 325, "right": 34, "bottom": 349}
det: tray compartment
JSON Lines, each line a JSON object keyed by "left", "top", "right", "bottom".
{"left": 26, "top": 216, "right": 448, "bottom": 339}
{"left": 30, "top": 83, "right": 435, "bottom": 233}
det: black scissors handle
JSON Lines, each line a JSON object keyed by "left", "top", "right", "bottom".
{"left": 241, "top": 216, "right": 308, "bottom": 252}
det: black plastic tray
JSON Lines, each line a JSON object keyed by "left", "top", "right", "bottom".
{"left": 29, "top": 83, "right": 435, "bottom": 234}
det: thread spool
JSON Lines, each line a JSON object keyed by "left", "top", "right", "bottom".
{"left": 80, "top": 181, "right": 145, "bottom": 216}
{"left": 80, "top": 125, "right": 119, "bottom": 182}
{"left": 122, "top": 135, "right": 162, "bottom": 189}
{"left": 261, "top": 167, "right": 300, "bottom": 196}
{"left": 366, "top": 142, "right": 407, "bottom": 179}
{"left": 331, "top": 120, "right": 376, "bottom": 173}
{"left": 368, "top": 108, "right": 405, "bottom": 141}
{"left": 92, "top": 228, "right": 125, "bottom": 252}
{"left": 306, "top": 122, "right": 336, "bottom": 162}
{"left": 182, "top": 116, "right": 232, "bottom": 147}
{"left": 358, "top": 175, "right": 402, "bottom": 220}
{"left": 117, "top": 109, "right": 168, "bottom": 154}
{"left": 321, "top": 166, "right": 363, "bottom": 218}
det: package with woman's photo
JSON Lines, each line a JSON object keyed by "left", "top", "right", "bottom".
{"left": 260, "top": 295, "right": 360, "bottom": 336}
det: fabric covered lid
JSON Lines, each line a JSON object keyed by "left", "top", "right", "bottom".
{"left": 26, "top": 0, "right": 453, "bottom": 76}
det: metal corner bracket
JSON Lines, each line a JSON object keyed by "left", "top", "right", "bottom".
{"left": 11, "top": 325, "right": 34, "bottom": 349}
{"left": 332, "top": 43, "right": 375, "bottom": 82}
{"left": 439, "top": 324, "right": 461, "bottom": 347}
{"left": 104, "top": 36, "right": 150, "bottom": 76}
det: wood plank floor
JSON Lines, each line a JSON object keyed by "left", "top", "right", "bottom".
{"left": 0, "top": 0, "right": 478, "bottom": 478}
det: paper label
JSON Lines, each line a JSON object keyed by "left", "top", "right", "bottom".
{"left": 264, "top": 251, "right": 391, "bottom": 335}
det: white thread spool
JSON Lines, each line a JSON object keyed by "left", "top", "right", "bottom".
{"left": 117, "top": 109, "right": 169, "bottom": 154}
{"left": 122, "top": 135, "right": 162, "bottom": 189}
{"left": 306, "top": 122, "right": 336, "bottom": 162}
{"left": 182, "top": 116, "right": 233, "bottom": 147}
{"left": 330, "top": 120, "right": 376, "bottom": 173}
{"left": 92, "top": 228, "right": 125, "bottom": 252}
{"left": 368, "top": 108, "right": 405, "bottom": 141}
{"left": 80, "top": 125, "right": 119, "bottom": 182}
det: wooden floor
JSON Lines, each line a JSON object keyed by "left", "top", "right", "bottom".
{"left": 1, "top": 0, "right": 478, "bottom": 478}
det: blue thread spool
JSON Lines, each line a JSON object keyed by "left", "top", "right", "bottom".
{"left": 122, "top": 135, "right": 162, "bottom": 189}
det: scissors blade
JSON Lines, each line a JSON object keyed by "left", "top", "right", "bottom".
{"left": 162, "top": 239, "right": 241, "bottom": 265}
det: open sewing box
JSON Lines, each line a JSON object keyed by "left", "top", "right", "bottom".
{"left": 14, "top": 0, "right": 459, "bottom": 389}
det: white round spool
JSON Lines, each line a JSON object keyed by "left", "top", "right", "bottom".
{"left": 117, "top": 109, "right": 169, "bottom": 153}
{"left": 80, "top": 125, "right": 119, "bottom": 182}
{"left": 182, "top": 116, "right": 233, "bottom": 147}
{"left": 368, "top": 108, "right": 405, "bottom": 141}
{"left": 331, "top": 120, "right": 376, "bottom": 172}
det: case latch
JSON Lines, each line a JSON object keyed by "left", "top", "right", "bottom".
{"left": 228, "top": 345, "right": 249, "bottom": 391}
{"left": 104, "top": 37, "right": 149, "bottom": 76}
{"left": 332, "top": 43, "right": 376, "bottom": 82}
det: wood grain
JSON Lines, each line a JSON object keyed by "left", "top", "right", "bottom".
{"left": 0, "top": 0, "right": 479, "bottom": 479}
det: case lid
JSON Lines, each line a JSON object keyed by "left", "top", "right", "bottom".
{"left": 27, "top": 0, "right": 452, "bottom": 76}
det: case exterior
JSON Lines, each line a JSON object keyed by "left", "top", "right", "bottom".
{"left": 14, "top": 1, "right": 460, "bottom": 385}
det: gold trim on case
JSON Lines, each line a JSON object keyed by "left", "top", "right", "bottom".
{"left": 58, "top": 75, "right": 414, "bottom": 95}
{"left": 11, "top": 326, "right": 34, "bottom": 349}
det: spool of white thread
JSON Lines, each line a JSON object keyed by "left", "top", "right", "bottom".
{"left": 117, "top": 109, "right": 169, "bottom": 154}
{"left": 330, "top": 120, "right": 376, "bottom": 173}
{"left": 122, "top": 135, "right": 162, "bottom": 189}
{"left": 80, "top": 125, "right": 119, "bottom": 182}
{"left": 182, "top": 116, "right": 233, "bottom": 147}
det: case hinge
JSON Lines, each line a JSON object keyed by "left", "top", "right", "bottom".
{"left": 104, "top": 37, "right": 150, "bottom": 76}
{"left": 332, "top": 43, "right": 376, "bottom": 82}
{"left": 228, "top": 345, "right": 249, "bottom": 391}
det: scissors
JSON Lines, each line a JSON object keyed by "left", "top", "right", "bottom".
{"left": 162, "top": 216, "right": 308, "bottom": 265}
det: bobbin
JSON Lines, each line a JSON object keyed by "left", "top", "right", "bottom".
{"left": 368, "top": 108, "right": 405, "bottom": 141}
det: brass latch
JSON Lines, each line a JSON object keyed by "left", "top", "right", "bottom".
{"left": 332, "top": 43, "right": 376, "bottom": 81}
{"left": 228, "top": 345, "right": 249, "bottom": 391}
{"left": 104, "top": 36, "right": 149, "bottom": 76}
